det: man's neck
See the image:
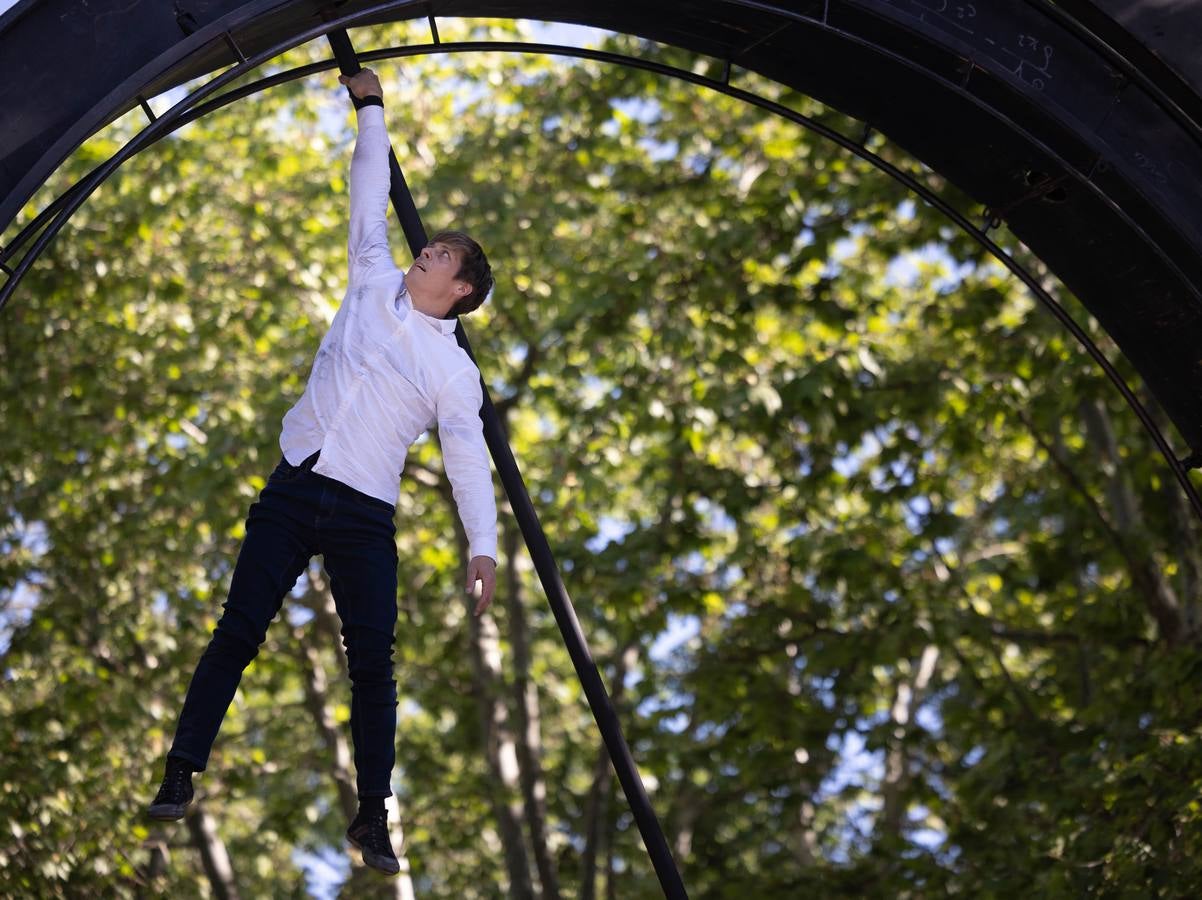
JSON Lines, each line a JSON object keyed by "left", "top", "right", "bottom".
{"left": 408, "top": 289, "right": 452, "bottom": 319}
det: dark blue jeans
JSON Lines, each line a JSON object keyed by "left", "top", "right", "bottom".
{"left": 167, "top": 449, "right": 399, "bottom": 798}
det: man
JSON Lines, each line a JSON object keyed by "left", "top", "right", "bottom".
{"left": 146, "top": 68, "right": 499, "bottom": 877}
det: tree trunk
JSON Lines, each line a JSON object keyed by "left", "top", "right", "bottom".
{"left": 878, "top": 644, "right": 940, "bottom": 840}
{"left": 794, "top": 798, "right": 821, "bottom": 866}
{"left": 605, "top": 782, "right": 619, "bottom": 900}
{"left": 136, "top": 831, "right": 169, "bottom": 897}
{"left": 502, "top": 517, "right": 562, "bottom": 900}
{"left": 1139, "top": 382, "right": 1202, "bottom": 639}
{"left": 668, "top": 784, "right": 706, "bottom": 870}
{"left": 1077, "top": 396, "right": 1186, "bottom": 643}
{"left": 184, "top": 799, "right": 241, "bottom": 900}
{"left": 1013, "top": 260, "right": 1191, "bottom": 644}
{"left": 295, "top": 569, "right": 418, "bottom": 897}
{"left": 418, "top": 457, "right": 536, "bottom": 898}
{"left": 581, "top": 641, "right": 637, "bottom": 900}
{"left": 292, "top": 609, "right": 358, "bottom": 822}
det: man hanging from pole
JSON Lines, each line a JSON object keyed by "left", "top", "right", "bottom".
{"left": 146, "top": 67, "right": 499, "bottom": 877}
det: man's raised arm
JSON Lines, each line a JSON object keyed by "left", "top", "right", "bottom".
{"left": 341, "top": 69, "right": 401, "bottom": 285}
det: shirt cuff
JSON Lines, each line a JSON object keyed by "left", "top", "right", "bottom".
{"left": 469, "top": 537, "right": 498, "bottom": 566}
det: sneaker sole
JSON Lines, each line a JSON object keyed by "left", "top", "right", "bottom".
{"left": 346, "top": 832, "right": 400, "bottom": 876}
{"left": 147, "top": 801, "right": 191, "bottom": 821}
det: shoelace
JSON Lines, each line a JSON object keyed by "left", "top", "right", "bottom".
{"left": 354, "top": 811, "right": 393, "bottom": 854}
{"left": 159, "top": 765, "right": 191, "bottom": 801}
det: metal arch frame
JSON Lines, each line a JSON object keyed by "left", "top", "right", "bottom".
{"left": 1, "top": 14, "right": 1199, "bottom": 524}
{"left": 5, "top": 3, "right": 1202, "bottom": 310}
{"left": 719, "top": 0, "right": 1202, "bottom": 307}
{"left": 0, "top": 3, "right": 1195, "bottom": 894}
{"left": 1017, "top": 0, "right": 1202, "bottom": 140}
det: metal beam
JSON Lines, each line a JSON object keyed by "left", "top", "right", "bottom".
{"left": 322, "top": 23, "right": 690, "bottom": 900}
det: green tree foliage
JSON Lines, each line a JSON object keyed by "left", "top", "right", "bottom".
{"left": 2, "top": 18, "right": 1200, "bottom": 898}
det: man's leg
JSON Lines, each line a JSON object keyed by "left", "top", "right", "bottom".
{"left": 167, "top": 466, "right": 317, "bottom": 772}
{"left": 319, "top": 489, "right": 399, "bottom": 800}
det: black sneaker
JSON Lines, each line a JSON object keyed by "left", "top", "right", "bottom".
{"left": 147, "top": 757, "right": 194, "bottom": 820}
{"left": 346, "top": 808, "right": 401, "bottom": 876}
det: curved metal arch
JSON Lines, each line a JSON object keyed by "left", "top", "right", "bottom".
{"left": 720, "top": 0, "right": 1202, "bottom": 306}
{"left": 6, "top": 7, "right": 1202, "bottom": 313}
{"left": 10, "top": 25, "right": 1202, "bottom": 316}
{"left": 1018, "top": 0, "right": 1202, "bottom": 140}
{"left": 4, "top": 0, "right": 1202, "bottom": 464}
{"left": 0, "top": 0, "right": 430, "bottom": 303}
{"left": 1, "top": 13, "right": 1199, "bottom": 525}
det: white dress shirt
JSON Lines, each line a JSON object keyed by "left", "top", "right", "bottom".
{"left": 278, "top": 102, "right": 497, "bottom": 564}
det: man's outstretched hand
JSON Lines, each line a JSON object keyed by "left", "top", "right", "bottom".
{"left": 338, "top": 68, "right": 383, "bottom": 101}
{"left": 466, "top": 556, "right": 497, "bottom": 617}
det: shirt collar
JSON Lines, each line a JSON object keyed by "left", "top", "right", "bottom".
{"left": 414, "top": 307, "right": 459, "bottom": 335}
{"left": 400, "top": 279, "right": 458, "bottom": 335}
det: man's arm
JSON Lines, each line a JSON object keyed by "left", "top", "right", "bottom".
{"left": 346, "top": 85, "right": 401, "bottom": 285}
{"left": 435, "top": 367, "right": 499, "bottom": 567}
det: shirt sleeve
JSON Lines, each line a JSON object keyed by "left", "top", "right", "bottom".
{"left": 347, "top": 104, "right": 403, "bottom": 286}
{"left": 435, "top": 366, "right": 498, "bottom": 564}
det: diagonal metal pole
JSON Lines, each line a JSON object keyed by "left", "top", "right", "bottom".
{"left": 323, "top": 25, "right": 689, "bottom": 900}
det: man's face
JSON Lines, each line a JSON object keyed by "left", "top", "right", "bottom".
{"left": 407, "top": 241, "right": 470, "bottom": 303}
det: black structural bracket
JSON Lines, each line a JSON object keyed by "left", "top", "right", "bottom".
{"left": 321, "top": 21, "right": 690, "bottom": 900}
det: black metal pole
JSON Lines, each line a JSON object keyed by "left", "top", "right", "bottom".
{"left": 323, "top": 25, "right": 689, "bottom": 900}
